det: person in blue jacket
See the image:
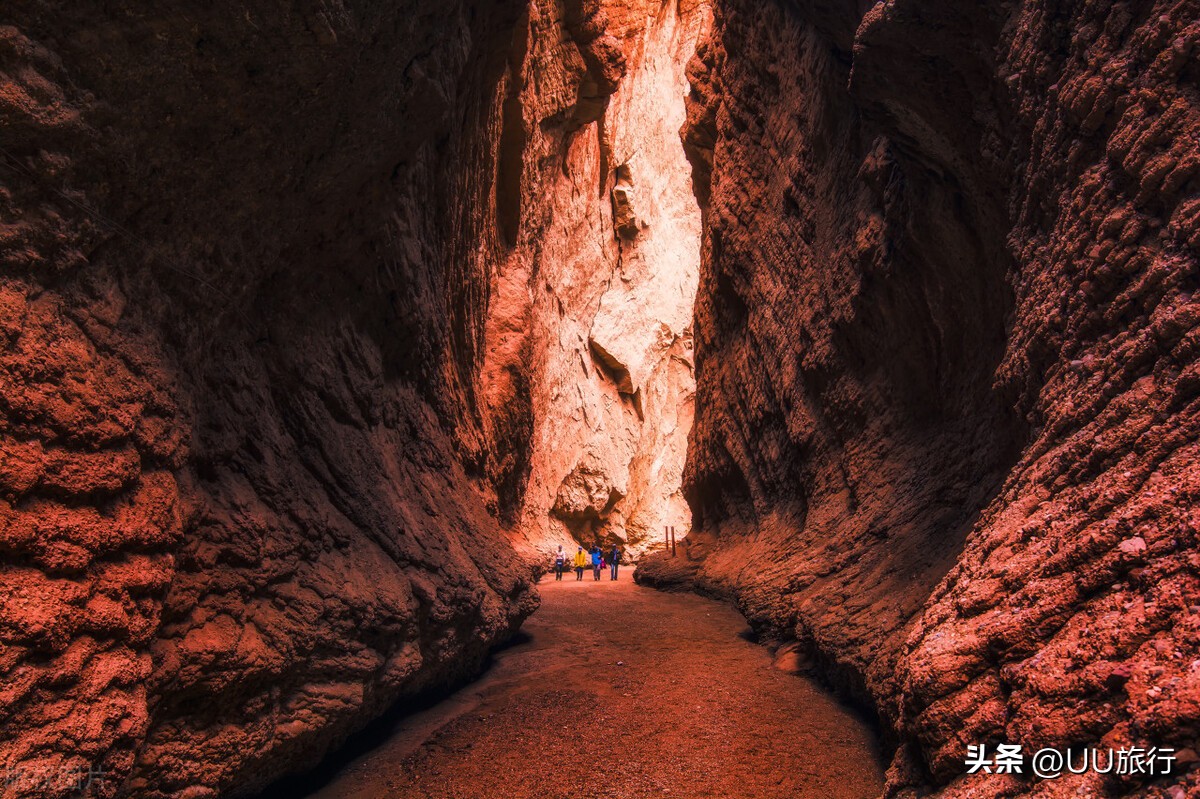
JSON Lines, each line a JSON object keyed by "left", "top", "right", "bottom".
{"left": 590, "top": 545, "right": 603, "bottom": 581}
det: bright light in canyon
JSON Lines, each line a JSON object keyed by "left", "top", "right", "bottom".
{"left": 499, "top": 0, "right": 712, "bottom": 560}
{"left": 7, "top": 0, "right": 1196, "bottom": 796}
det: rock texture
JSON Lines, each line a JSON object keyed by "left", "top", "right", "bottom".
{"left": 640, "top": 0, "right": 1200, "bottom": 797}
{"left": 500, "top": 0, "right": 709, "bottom": 559}
{"left": 6, "top": 0, "right": 1198, "bottom": 796}
{"left": 0, "top": 0, "right": 712, "bottom": 794}
{"left": 0, "top": 3, "right": 540, "bottom": 797}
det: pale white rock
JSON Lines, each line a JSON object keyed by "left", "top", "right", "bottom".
{"left": 487, "top": 0, "right": 711, "bottom": 560}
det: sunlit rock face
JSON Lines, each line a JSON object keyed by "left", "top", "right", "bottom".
{"left": 640, "top": 0, "right": 1200, "bottom": 796}
{"left": 495, "top": 0, "right": 710, "bottom": 560}
{"left": 6, "top": 0, "right": 1195, "bottom": 797}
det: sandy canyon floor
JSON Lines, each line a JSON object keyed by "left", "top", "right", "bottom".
{"left": 268, "top": 576, "right": 885, "bottom": 799}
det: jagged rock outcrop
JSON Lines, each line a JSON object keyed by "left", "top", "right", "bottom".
{"left": 640, "top": 0, "right": 1200, "bottom": 797}
{"left": 7, "top": 0, "right": 1195, "bottom": 796}
{"left": 502, "top": 0, "right": 709, "bottom": 559}
{"left": 551, "top": 447, "right": 627, "bottom": 528}
{"left": 0, "top": 3, "right": 540, "bottom": 797}
{"left": 1, "top": 0, "right": 712, "bottom": 793}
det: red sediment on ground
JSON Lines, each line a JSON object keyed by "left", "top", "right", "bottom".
{"left": 300, "top": 576, "right": 885, "bottom": 799}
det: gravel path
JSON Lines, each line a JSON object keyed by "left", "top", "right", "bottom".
{"left": 300, "top": 575, "right": 885, "bottom": 799}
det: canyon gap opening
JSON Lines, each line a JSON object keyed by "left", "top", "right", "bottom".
{"left": 4, "top": 0, "right": 1198, "bottom": 796}
{"left": 485, "top": 0, "right": 713, "bottom": 561}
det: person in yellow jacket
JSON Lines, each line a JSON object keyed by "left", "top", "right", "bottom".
{"left": 572, "top": 546, "right": 588, "bottom": 581}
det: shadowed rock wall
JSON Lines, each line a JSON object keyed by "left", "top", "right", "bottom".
{"left": 0, "top": 2, "right": 539, "bottom": 796}
{"left": 640, "top": 0, "right": 1200, "bottom": 796}
{"left": 4, "top": 0, "right": 1199, "bottom": 796}
{"left": 1, "top": 0, "right": 715, "bottom": 793}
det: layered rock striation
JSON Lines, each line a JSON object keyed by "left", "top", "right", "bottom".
{"left": 641, "top": 0, "right": 1200, "bottom": 796}
{"left": 5, "top": 0, "right": 1198, "bottom": 797}
{"left": 1, "top": 2, "right": 539, "bottom": 796}
{"left": 1, "top": 0, "right": 713, "bottom": 794}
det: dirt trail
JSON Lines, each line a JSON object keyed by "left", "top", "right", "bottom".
{"left": 297, "top": 574, "right": 885, "bottom": 799}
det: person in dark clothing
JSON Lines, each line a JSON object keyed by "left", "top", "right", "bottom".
{"left": 609, "top": 545, "right": 621, "bottom": 580}
{"left": 553, "top": 545, "right": 566, "bottom": 581}
{"left": 591, "top": 546, "right": 602, "bottom": 581}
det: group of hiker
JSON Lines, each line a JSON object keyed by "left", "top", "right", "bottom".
{"left": 552, "top": 544, "right": 622, "bottom": 581}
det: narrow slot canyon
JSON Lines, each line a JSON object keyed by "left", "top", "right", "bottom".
{"left": 493, "top": 0, "right": 708, "bottom": 562}
{"left": 1, "top": 2, "right": 1198, "bottom": 799}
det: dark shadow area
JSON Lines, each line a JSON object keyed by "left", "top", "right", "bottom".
{"left": 736, "top": 627, "right": 759, "bottom": 644}
{"left": 249, "top": 630, "right": 536, "bottom": 799}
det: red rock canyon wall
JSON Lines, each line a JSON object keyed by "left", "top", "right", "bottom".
{"left": 640, "top": 0, "right": 1200, "bottom": 796}
{"left": 1, "top": 2, "right": 540, "bottom": 796}
{"left": 496, "top": 0, "right": 709, "bottom": 561}
{"left": 4, "top": 0, "right": 1199, "bottom": 797}
{"left": 1, "top": 0, "right": 713, "bottom": 795}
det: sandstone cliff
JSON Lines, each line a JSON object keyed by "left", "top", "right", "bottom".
{"left": 639, "top": 0, "right": 1200, "bottom": 796}
{"left": 1, "top": 0, "right": 714, "bottom": 794}
{"left": 1, "top": 3, "right": 539, "bottom": 796}
{"left": 498, "top": 0, "right": 709, "bottom": 561}
{"left": 5, "top": 0, "right": 1199, "bottom": 796}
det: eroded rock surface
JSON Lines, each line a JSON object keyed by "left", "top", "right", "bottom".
{"left": 640, "top": 0, "right": 1200, "bottom": 797}
{"left": 499, "top": 0, "right": 709, "bottom": 559}
{"left": 6, "top": 0, "right": 1198, "bottom": 796}
{"left": 1, "top": 3, "right": 539, "bottom": 797}
{"left": 1, "top": 0, "right": 711, "bottom": 794}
